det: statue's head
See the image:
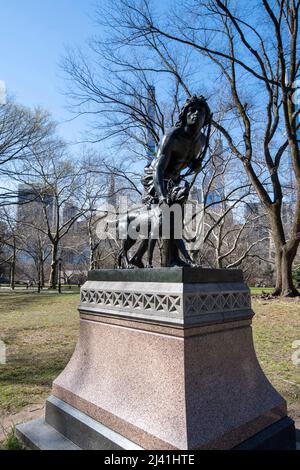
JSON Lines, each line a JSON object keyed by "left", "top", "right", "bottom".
{"left": 175, "top": 95, "right": 211, "bottom": 129}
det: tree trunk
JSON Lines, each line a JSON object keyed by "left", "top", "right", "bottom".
{"left": 89, "top": 237, "right": 95, "bottom": 270}
{"left": 161, "top": 240, "right": 170, "bottom": 267}
{"left": 40, "top": 258, "right": 45, "bottom": 288}
{"left": 9, "top": 262, "right": 15, "bottom": 290}
{"left": 272, "top": 248, "right": 282, "bottom": 296}
{"left": 37, "top": 261, "right": 41, "bottom": 293}
{"left": 271, "top": 248, "right": 299, "bottom": 297}
{"left": 49, "top": 243, "right": 58, "bottom": 289}
{"left": 10, "top": 244, "right": 16, "bottom": 290}
{"left": 269, "top": 216, "right": 299, "bottom": 297}
{"left": 280, "top": 249, "right": 298, "bottom": 296}
{"left": 90, "top": 256, "right": 95, "bottom": 271}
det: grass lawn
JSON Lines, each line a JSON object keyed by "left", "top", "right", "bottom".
{"left": 0, "top": 291, "right": 299, "bottom": 422}
{"left": 0, "top": 292, "right": 79, "bottom": 414}
{"left": 252, "top": 299, "right": 300, "bottom": 413}
{"left": 250, "top": 287, "right": 274, "bottom": 295}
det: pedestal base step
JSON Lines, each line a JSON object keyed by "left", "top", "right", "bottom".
{"left": 233, "top": 416, "right": 296, "bottom": 450}
{"left": 16, "top": 418, "right": 80, "bottom": 450}
{"left": 17, "top": 396, "right": 142, "bottom": 450}
{"left": 16, "top": 396, "right": 296, "bottom": 450}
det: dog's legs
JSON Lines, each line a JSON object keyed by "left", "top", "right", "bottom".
{"left": 118, "top": 237, "right": 136, "bottom": 269}
{"left": 147, "top": 238, "right": 156, "bottom": 268}
{"left": 129, "top": 239, "right": 147, "bottom": 268}
{"left": 147, "top": 213, "right": 160, "bottom": 268}
{"left": 117, "top": 246, "right": 124, "bottom": 268}
{"left": 124, "top": 237, "right": 137, "bottom": 268}
{"left": 176, "top": 239, "right": 196, "bottom": 266}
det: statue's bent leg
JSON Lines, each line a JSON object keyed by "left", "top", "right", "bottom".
{"left": 129, "top": 239, "right": 148, "bottom": 268}
{"left": 117, "top": 249, "right": 123, "bottom": 268}
{"left": 119, "top": 237, "right": 137, "bottom": 269}
{"left": 147, "top": 238, "right": 156, "bottom": 268}
{"left": 176, "top": 239, "right": 196, "bottom": 266}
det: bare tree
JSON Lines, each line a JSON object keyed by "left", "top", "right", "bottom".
{"left": 186, "top": 136, "right": 269, "bottom": 269}
{"left": 62, "top": 24, "right": 196, "bottom": 163}
{"left": 18, "top": 225, "right": 51, "bottom": 289}
{"left": 202, "top": 205, "right": 271, "bottom": 269}
{"left": 0, "top": 97, "right": 55, "bottom": 206}
{"left": 87, "top": 0, "right": 300, "bottom": 296}
{"left": 12, "top": 138, "right": 92, "bottom": 289}
{"left": 80, "top": 153, "right": 144, "bottom": 269}
{"left": 0, "top": 207, "right": 21, "bottom": 289}
{"left": 62, "top": 4, "right": 250, "bottom": 267}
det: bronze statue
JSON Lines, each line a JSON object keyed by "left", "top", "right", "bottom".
{"left": 118, "top": 95, "right": 211, "bottom": 268}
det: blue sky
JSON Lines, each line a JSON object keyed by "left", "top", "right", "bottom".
{"left": 0, "top": 0, "right": 188, "bottom": 151}
{"left": 0, "top": 0, "right": 96, "bottom": 143}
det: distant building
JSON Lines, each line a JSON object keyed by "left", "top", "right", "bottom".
{"left": 281, "top": 201, "right": 293, "bottom": 226}
{"left": 61, "top": 202, "right": 86, "bottom": 264}
{"left": 245, "top": 201, "right": 292, "bottom": 234}
{"left": 17, "top": 183, "right": 54, "bottom": 207}
{"left": 63, "top": 202, "right": 78, "bottom": 226}
{"left": 243, "top": 201, "right": 273, "bottom": 264}
{"left": 244, "top": 202, "right": 264, "bottom": 218}
{"left": 146, "top": 85, "right": 156, "bottom": 163}
{"left": 107, "top": 174, "right": 117, "bottom": 208}
{"left": 205, "top": 138, "right": 225, "bottom": 207}
{"left": 244, "top": 202, "right": 269, "bottom": 236}
{"left": 17, "top": 183, "right": 54, "bottom": 223}
{"left": 16, "top": 184, "right": 55, "bottom": 264}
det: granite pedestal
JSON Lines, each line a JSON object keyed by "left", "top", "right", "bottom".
{"left": 16, "top": 268, "right": 296, "bottom": 450}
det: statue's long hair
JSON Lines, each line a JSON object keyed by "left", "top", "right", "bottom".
{"left": 175, "top": 95, "right": 211, "bottom": 128}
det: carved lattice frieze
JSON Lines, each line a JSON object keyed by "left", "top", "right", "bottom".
{"left": 81, "top": 289, "right": 181, "bottom": 314}
{"left": 184, "top": 291, "right": 250, "bottom": 315}
{"left": 80, "top": 287, "right": 250, "bottom": 316}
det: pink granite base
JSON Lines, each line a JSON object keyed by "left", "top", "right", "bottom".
{"left": 52, "top": 313, "right": 286, "bottom": 450}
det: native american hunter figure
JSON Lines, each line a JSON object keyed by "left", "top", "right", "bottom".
{"left": 118, "top": 95, "right": 211, "bottom": 268}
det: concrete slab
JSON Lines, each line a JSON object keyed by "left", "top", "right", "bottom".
{"left": 16, "top": 418, "right": 80, "bottom": 450}
{"left": 45, "top": 396, "right": 142, "bottom": 450}
{"left": 88, "top": 267, "right": 244, "bottom": 283}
